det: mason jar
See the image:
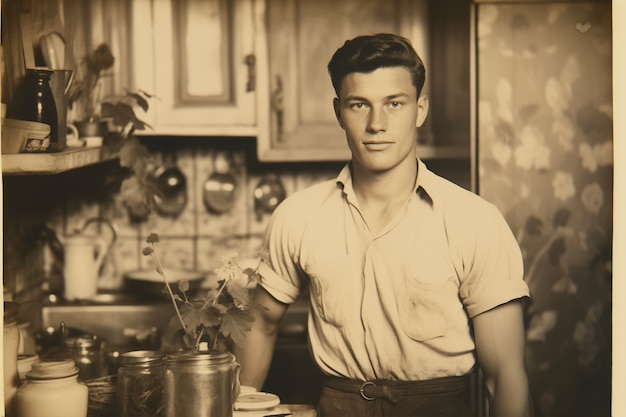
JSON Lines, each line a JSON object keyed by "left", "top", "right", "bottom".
{"left": 164, "top": 351, "right": 240, "bottom": 417}
{"left": 118, "top": 350, "right": 165, "bottom": 417}
{"left": 63, "top": 336, "right": 109, "bottom": 381}
{"left": 15, "top": 359, "right": 88, "bottom": 417}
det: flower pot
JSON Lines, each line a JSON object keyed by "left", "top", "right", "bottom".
{"left": 74, "top": 120, "right": 107, "bottom": 139}
{"left": 164, "top": 351, "right": 240, "bottom": 417}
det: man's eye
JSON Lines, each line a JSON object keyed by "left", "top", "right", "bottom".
{"left": 389, "top": 101, "right": 402, "bottom": 108}
{"left": 351, "top": 103, "right": 367, "bottom": 109}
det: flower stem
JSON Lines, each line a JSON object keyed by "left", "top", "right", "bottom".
{"left": 148, "top": 251, "right": 187, "bottom": 333}
{"left": 211, "top": 280, "right": 227, "bottom": 307}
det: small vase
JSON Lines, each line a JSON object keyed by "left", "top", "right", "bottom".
{"left": 164, "top": 351, "right": 240, "bottom": 417}
{"left": 74, "top": 120, "right": 107, "bottom": 138}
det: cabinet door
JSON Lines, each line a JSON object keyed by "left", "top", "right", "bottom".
{"left": 257, "top": 0, "right": 431, "bottom": 161}
{"left": 133, "top": 0, "right": 260, "bottom": 136}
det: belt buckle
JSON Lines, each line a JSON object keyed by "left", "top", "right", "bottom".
{"left": 359, "top": 381, "right": 376, "bottom": 401}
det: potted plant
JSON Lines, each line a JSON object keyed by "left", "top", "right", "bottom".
{"left": 142, "top": 233, "right": 264, "bottom": 417}
{"left": 67, "top": 43, "right": 115, "bottom": 137}
{"left": 98, "top": 88, "right": 163, "bottom": 221}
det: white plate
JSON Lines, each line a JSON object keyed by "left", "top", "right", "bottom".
{"left": 234, "top": 392, "right": 280, "bottom": 411}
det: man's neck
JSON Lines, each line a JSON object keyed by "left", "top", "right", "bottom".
{"left": 351, "top": 159, "right": 418, "bottom": 234}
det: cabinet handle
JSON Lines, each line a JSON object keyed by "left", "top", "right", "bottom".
{"left": 245, "top": 54, "right": 256, "bottom": 92}
{"left": 271, "top": 75, "right": 284, "bottom": 141}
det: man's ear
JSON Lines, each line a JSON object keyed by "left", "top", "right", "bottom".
{"left": 415, "top": 95, "right": 429, "bottom": 128}
{"left": 333, "top": 97, "right": 344, "bottom": 129}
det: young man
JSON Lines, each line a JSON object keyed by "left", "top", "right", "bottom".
{"left": 234, "top": 33, "right": 531, "bottom": 417}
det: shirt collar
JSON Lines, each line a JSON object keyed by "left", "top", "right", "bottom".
{"left": 336, "top": 158, "right": 435, "bottom": 207}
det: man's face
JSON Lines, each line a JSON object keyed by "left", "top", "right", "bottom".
{"left": 333, "top": 66, "right": 428, "bottom": 173}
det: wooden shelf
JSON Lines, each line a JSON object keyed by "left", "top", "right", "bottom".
{"left": 1, "top": 146, "right": 116, "bottom": 175}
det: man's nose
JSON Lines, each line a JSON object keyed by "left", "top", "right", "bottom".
{"left": 367, "top": 107, "right": 387, "bottom": 132}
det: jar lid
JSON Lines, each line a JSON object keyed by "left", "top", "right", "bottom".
{"left": 26, "top": 359, "right": 79, "bottom": 379}
{"left": 64, "top": 335, "right": 102, "bottom": 349}
{"left": 166, "top": 350, "right": 234, "bottom": 365}
{"left": 120, "top": 350, "right": 165, "bottom": 366}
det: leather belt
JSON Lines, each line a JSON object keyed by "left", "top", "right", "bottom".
{"left": 323, "top": 374, "right": 471, "bottom": 404}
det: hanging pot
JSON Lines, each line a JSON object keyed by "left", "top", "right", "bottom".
{"left": 253, "top": 174, "right": 286, "bottom": 220}
{"left": 203, "top": 151, "right": 240, "bottom": 214}
{"left": 153, "top": 152, "right": 188, "bottom": 217}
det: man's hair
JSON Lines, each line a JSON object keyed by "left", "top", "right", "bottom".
{"left": 327, "top": 33, "right": 426, "bottom": 99}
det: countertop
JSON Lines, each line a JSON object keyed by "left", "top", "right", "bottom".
{"left": 234, "top": 404, "right": 316, "bottom": 417}
{"left": 283, "top": 404, "right": 317, "bottom": 416}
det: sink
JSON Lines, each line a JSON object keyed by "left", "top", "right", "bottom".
{"left": 40, "top": 298, "right": 176, "bottom": 348}
{"left": 38, "top": 290, "right": 310, "bottom": 349}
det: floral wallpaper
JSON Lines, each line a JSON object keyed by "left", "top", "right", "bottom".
{"left": 476, "top": 3, "right": 612, "bottom": 416}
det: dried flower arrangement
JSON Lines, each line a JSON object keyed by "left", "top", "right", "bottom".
{"left": 67, "top": 43, "right": 115, "bottom": 123}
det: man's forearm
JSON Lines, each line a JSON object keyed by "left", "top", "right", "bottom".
{"left": 233, "top": 327, "right": 278, "bottom": 390}
{"left": 233, "top": 285, "right": 289, "bottom": 389}
{"left": 488, "top": 372, "right": 531, "bottom": 417}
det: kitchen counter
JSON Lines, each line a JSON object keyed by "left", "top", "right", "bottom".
{"left": 283, "top": 404, "right": 317, "bottom": 416}
{"left": 234, "top": 404, "right": 316, "bottom": 417}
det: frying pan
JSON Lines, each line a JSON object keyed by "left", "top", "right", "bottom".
{"left": 124, "top": 269, "right": 207, "bottom": 298}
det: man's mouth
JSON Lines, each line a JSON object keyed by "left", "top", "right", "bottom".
{"left": 363, "top": 141, "right": 393, "bottom": 151}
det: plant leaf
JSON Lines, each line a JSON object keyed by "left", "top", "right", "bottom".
{"left": 120, "top": 176, "right": 152, "bottom": 218}
{"left": 129, "top": 92, "right": 150, "bottom": 112}
{"left": 180, "top": 303, "right": 205, "bottom": 332}
{"left": 553, "top": 208, "right": 571, "bottom": 229}
{"left": 243, "top": 267, "right": 262, "bottom": 286}
{"left": 200, "top": 305, "right": 224, "bottom": 328}
{"left": 524, "top": 216, "right": 543, "bottom": 236}
{"left": 548, "top": 237, "right": 566, "bottom": 264}
{"left": 118, "top": 137, "right": 151, "bottom": 171}
{"left": 226, "top": 277, "right": 251, "bottom": 309}
{"left": 220, "top": 307, "right": 254, "bottom": 347}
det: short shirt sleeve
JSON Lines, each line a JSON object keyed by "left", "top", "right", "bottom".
{"left": 457, "top": 201, "right": 530, "bottom": 318}
{"left": 257, "top": 197, "right": 306, "bottom": 304}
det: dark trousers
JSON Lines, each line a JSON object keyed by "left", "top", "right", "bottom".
{"left": 317, "top": 374, "right": 475, "bottom": 417}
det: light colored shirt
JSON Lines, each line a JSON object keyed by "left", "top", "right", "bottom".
{"left": 258, "top": 158, "right": 530, "bottom": 381}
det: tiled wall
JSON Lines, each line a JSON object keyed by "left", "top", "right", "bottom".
{"left": 2, "top": 137, "right": 344, "bottom": 299}
{"left": 2, "top": 136, "right": 470, "bottom": 301}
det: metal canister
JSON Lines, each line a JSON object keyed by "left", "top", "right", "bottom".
{"left": 164, "top": 351, "right": 240, "bottom": 417}
{"left": 63, "top": 336, "right": 109, "bottom": 381}
{"left": 118, "top": 350, "right": 165, "bottom": 417}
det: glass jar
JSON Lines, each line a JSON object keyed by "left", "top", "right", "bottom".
{"left": 118, "top": 350, "right": 165, "bottom": 417}
{"left": 164, "top": 351, "right": 240, "bottom": 417}
{"left": 17, "top": 354, "right": 39, "bottom": 384}
{"left": 63, "top": 336, "right": 109, "bottom": 381}
{"left": 15, "top": 359, "right": 88, "bottom": 417}
{"left": 3, "top": 302, "right": 20, "bottom": 417}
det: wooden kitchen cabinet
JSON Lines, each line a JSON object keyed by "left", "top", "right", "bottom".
{"left": 256, "top": 0, "right": 472, "bottom": 162}
{"left": 131, "top": 0, "right": 267, "bottom": 137}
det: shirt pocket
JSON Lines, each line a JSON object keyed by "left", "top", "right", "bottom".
{"left": 396, "top": 272, "right": 453, "bottom": 342}
{"left": 306, "top": 257, "right": 353, "bottom": 327}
